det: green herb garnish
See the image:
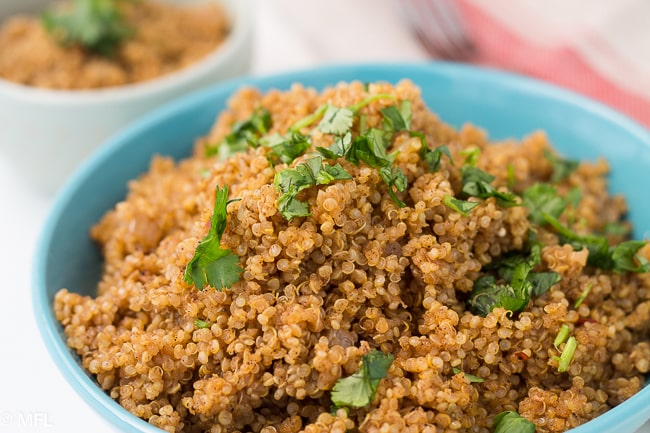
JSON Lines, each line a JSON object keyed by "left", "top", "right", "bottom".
{"left": 206, "top": 108, "right": 272, "bottom": 159}
{"left": 522, "top": 183, "right": 567, "bottom": 225}
{"left": 194, "top": 319, "right": 210, "bottom": 329}
{"left": 461, "top": 166, "right": 518, "bottom": 208}
{"left": 442, "top": 194, "right": 479, "bottom": 216}
{"left": 460, "top": 146, "right": 481, "bottom": 167}
{"left": 467, "top": 241, "right": 561, "bottom": 316}
{"left": 543, "top": 213, "right": 650, "bottom": 273}
{"left": 574, "top": 282, "right": 593, "bottom": 308}
{"left": 493, "top": 411, "right": 535, "bottom": 433}
{"left": 419, "top": 141, "right": 452, "bottom": 173}
{"left": 553, "top": 335, "right": 577, "bottom": 373}
{"left": 260, "top": 131, "right": 311, "bottom": 165}
{"left": 315, "top": 101, "right": 410, "bottom": 208}
{"left": 317, "top": 106, "right": 355, "bottom": 135}
{"left": 42, "top": 0, "right": 132, "bottom": 56}
{"left": 331, "top": 350, "right": 394, "bottom": 409}
{"left": 553, "top": 324, "right": 571, "bottom": 349}
{"left": 184, "top": 185, "right": 243, "bottom": 291}
{"left": 274, "top": 156, "right": 352, "bottom": 220}
{"left": 452, "top": 367, "right": 485, "bottom": 383}
{"left": 544, "top": 149, "right": 579, "bottom": 183}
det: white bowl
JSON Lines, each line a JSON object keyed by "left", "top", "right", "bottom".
{"left": 0, "top": 0, "right": 252, "bottom": 194}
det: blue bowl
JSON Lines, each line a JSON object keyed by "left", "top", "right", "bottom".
{"left": 33, "top": 62, "right": 650, "bottom": 433}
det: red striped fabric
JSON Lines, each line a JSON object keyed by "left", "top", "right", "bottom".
{"left": 458, "top": 0, "right": 650, "bottom": 128}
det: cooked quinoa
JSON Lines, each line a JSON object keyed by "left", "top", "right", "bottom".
{"left": 54, "top": 80, "right": 650, "bottom": 433}
{"left": 0, "top": 0, "right": 229, "bottom": 89}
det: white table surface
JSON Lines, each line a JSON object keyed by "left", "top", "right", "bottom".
{"left": 1, "top": 1, "right": 648, "bottom": 432}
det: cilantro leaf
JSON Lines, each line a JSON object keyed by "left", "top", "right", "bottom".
{"left": 543, "top": 213, "right": 650, "bottom": 273}
{"left": 317, "top": 106, "right": 354, "bottom": 135}
{"left": 206, "top": 108, "right": 272, "bottom": 159}
{"left": 544, "top": 149, "right": 579, "bottom": 183}
{"left": 260, "top": 131, "right": 311, "bottom": 165}
{"left": 184, "top": 186, "right": 242, "bottom": 291}
{"left": 543, "top": 212, "right": 612, "bottom": 268}
{"left": 493, "top": 411, "right": 535, "bottom": 433}
{"left": 331, "top": 350, "right": 393, "bottom": 409}
{"left": 468, "top": 241, "right": 560, "bottom": 316}
{"left": 274, "top": 156, "right": 352, "bottom": 220}
{"left": 380, "top": 101, "right": 411, "bottom": 132}
{"left": 314, "top": 100, "right": 413, "bottom": 208}
{"left": 316, "top": 132, "right": 352, "bottom": 159}
{"left": 289, "top": 104, "right": 328, "bottom": 132}
{"left": 42, "top": 0, "right": 132, "bottom": 56}
{"left": 194, "top": 319, "right": 210, "bottom": 329}
{"left": 461, "top": 166, "right": 518, "bottom": 208}
{"left": 452, "top": 367, "right": 485, "bottom": 383}
{"left": 522, "top": 183, "right": 567, "bottom": 225}
{"left": 442, "top": 194, "right": 479, "bottom": 216}
{"left": 527, "top": 272, "right": 562, "bottom": 297}
{"left": 467, "top": 275, "right": 530, "bottom": 317}
{"left": 346, "top": 129, "right": 391, "bottom": 168}
{"left": 421, "top": 144, "right": 452, "bottom": 173}
{"left": 611, "top": 240, "right": 650, "bottom": 273}
{"left": 574, "top": 282, "right": 593, "bottom": 308}
{"left": 379, "top": 165, "right": 408, "bottom": 208}
{"left": 554, "top": 336, "right": 577, "bottom": 373}
{"left": 553, "top": 324, "right": 570, "bottom": 349}
{"left": 460, "top": 147, "right": 481, "bottom": 167}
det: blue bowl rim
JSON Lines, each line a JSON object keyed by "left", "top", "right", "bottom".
{"left": 32, "top": 61, "right": 650, "bottom": 433}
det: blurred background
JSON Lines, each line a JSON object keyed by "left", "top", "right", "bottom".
{"left": 256, "top": 0, "right": 650, "bottom": 128}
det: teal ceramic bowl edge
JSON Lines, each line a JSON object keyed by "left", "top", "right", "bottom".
{"left": 33, "top": 61, "right": 650, "bottom": 433}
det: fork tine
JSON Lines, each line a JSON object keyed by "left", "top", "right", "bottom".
{"left": 428, "top": 0, "right": 473, "bottom": 44}
{"left": 402, "top": 0, "right": 476, "bottom": 61}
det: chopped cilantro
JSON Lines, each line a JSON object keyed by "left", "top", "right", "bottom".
{"left": 420, "top": 142, "right": 452, "bottom": 173}
{"left": 41, "top": 0, "right": 132, "bottom": 56}
{"left": 544, "top": 149, "right": 579, "bottom": 183}
{"left": 316, "top": 132, "right": 353, "bottom": 160}
{"left": 566, "top": 187, "right": 582, "bottom": 209}
{"left": 553, "top": 324, "right": 571, "bottom": 349}
{"left": 543, "top": 213, "right": 650, "bottom": 273}
{"left": 379, "top": 165, "right": 408, "bottom": 208}
{"left": 468, "top": 241, "right": 560, "bottom": 316}
{"left": 461, "top": 166, "right": 518, "bottom": 208}
{"left": 274, "top": 156, "right": 352, "bottom": 220}
{"left": 611, "top": 240, "right": 650, "bottom": 273}
{"left": 602, "top": 221, "right": 630, "bottom": 237}
{"left": 553, "top": 336, "right": 577, "bottom": 373}
{"left": 194, "top": 319, "right": 210, "bottom": 329}
{"left": 184, "top": 186, "right": 243, "bottom": 291}
{"left": 331, "top": 350, "right": 393, "bottom": 409}
{"left": 346, "top": 129, "right": 391, "bottom": 168}
{"left": 460, "top": 147, "right": 481, "bottom": 167}
{"left": 206, "top": 108, "right": 272, "bottom": 159}
{"left": 574, "top": 282, "right": 593, "bottom": 308}
{"left": 317, "top": 106, "right": 355, "bottom": 135}
{"left": 442, "top": 194, "right": 479, "bottom": 216}
{"left": 452, "top": 367, "right": 485, "bottom": 383}
{"left": 380, "top": 101, "right": 411, "bottom": 132}
{"left": 522, "top": 183, "right": 566, "bottom": 225}
{"left": 289, "top": 104, "right": 329, "bottom": 132}
{"left": 260, "top": 131, "right": 311, "bottom": 165}
{"left": 493, "top": 411, "right": 535, "bottom": 433}
{"left": 315, "top": 102, "right": 411, "bottom": 208}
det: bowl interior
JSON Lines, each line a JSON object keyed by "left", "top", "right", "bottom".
{"left": 34, "top": 63, "right": 650, "bottom": 433}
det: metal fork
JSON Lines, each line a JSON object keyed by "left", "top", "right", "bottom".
{"left": 401, "top": 0, "right": 476, "bottom": 61}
